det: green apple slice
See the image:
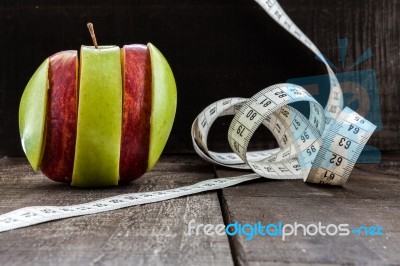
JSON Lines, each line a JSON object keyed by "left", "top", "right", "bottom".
{"left": 71, "top": 46, "right": 122, "bottom": 187}
{"left": 147, "top": 43, "right": 177, "bottom": 170}
{"left": 19, "top": 59, "right": 50, "bottom": 171}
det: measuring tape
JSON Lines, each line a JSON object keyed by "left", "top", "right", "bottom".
{"left": 0, "top": 0, "right": 376, "bottom": 233}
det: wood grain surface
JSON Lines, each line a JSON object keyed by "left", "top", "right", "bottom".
{"left": 1, "top": 153, "right": 400, "bottom": 265}
{"left": 0, "top": 155, "right": 233, "bottom": 266}
{"left": 216, "top": 153, "right": 400, "bottom": 265}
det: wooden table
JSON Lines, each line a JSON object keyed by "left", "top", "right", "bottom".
{"left": 0, "top": 154, "right": 399, "bottom": 265}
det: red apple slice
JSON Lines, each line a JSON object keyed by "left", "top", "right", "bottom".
{"left": 119, "top": 45, "right": 152, "bottom": 183}
{"left": 40, "top": 51, "right": 78, "bottom": 182}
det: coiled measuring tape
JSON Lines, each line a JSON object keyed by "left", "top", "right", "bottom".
{"left": 0, "top": 0, "right": 376, "bottom": 233}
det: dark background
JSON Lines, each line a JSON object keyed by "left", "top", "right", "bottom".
{"left": 1, "top": 0, "right": 399, "bottom": 156}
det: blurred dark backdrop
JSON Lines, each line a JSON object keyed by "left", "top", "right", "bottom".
{"left": 1, "top": 0, "right": 399, "bottom": 156}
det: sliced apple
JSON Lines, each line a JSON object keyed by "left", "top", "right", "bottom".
{"left": 71, "top": 46, "right": 123, "bottom": 187}
{"left": 19, "top": 59, "right": 49, "bottom": 171}
{"left": 119, "top": 43, "right": 177, "bottom": 183}
{"left": 119, "top": 44, "right": 152, "bottom": 183}
{"left": 19, "top": 42, "right": 176, "bottom": 187}
{"left": 41, "top": 51, "right": 78, "bottom": 182}
{"left": 147, "top": 43, "right": 177, "bottom": 171}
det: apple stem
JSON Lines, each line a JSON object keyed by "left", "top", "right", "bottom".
{"left": 87, "top": 22, "right": 99, "bottom": 49}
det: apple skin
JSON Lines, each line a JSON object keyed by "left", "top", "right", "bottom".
{"left": 19, "top": 59, "right": 49, "bottom": 171}
{"left": 147, "top": 43, "right": 177, "bottom": 171}
{"left": 119, "top": 44, "right": 152, "bottom": 183}
{"left": 41, "top": 51, "right": 78, "bottom": 183}
{"left": 19, "top": 43, "right": 177, "bottom": 187}
{"left": 71, "top": 46, "right": 123, "bottom": 187}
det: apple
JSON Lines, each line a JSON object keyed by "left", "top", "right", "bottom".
{"left": 19, "top": 23, "right": 177, "bottom": 187}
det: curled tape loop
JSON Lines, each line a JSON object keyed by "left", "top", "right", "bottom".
{"left": 192, "top": 84, "right": 376, "bottom": 186}
{"left": 0, "top": 0, "right": 376, "bottom": 232}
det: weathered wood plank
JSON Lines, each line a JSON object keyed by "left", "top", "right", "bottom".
{"left": 217, "top": 153, "right": 400, "bottom": 265}
{"left": 0, "top": 155, "right": 233, "bottom": 266}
